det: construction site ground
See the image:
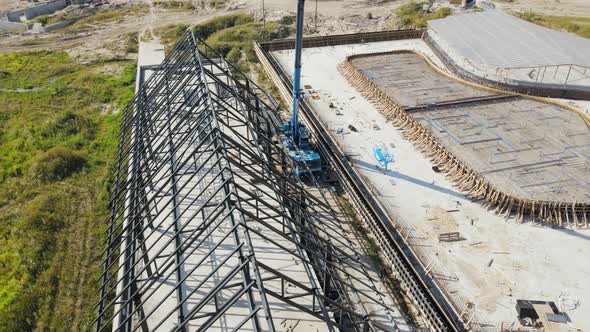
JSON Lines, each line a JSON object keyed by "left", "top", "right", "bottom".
{"left": 272, "top": 39, "right": 590, "bottom": 329}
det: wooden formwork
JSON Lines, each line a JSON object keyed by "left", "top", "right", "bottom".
{"left": 339, "top": 58, "right": 590, "bottom": 228}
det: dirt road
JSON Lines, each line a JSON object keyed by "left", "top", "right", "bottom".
{"left": 0, "top": 0, "right": 406, "bottom": 54}
{"left": 494, "top": 0, "right": 590, "bottom": 17}
{"left": 3, "top": 0, "right": 588, "bottom": 54}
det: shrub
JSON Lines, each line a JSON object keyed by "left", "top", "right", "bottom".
{"left": 192, "top": 14, "right": 255, "bottom": 41}
{"left": 395, "top": 2, "right": 452, "bottom": 28}
{"left": 226, "top": 47, "right": 242, "bottom": 66}
{"left": 23, "top": 193, "right": 63, "bottom": 231}
{"left": 125, "top": 33, "right": 139, "bottom": 54}
{"left": 30, "top": 147, "right": 86, "bottom": 182}
{"left": 209, "top": 0, "right": 225, "bottom": 9}
{"left": 154, "top": 0, "right": 195, "bottom": 10}
{"left": 33, "top": 15, "right": 50, "bottom": 25}
{"left": 280, "top": 15, "right": 296, "bottom": 25}
{"left": 40, "top": 112, "right": 95, "bottom": 139}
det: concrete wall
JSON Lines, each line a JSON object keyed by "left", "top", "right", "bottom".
{"left": 0, "top": 20, "right": 28, "bottom": 31}
{"left": 43, "top": 18, "right": 76, "bottom": 32}
{"left": 24, "top": 0, "right": 68, "bottom": 20}
{"left": 6, "top": 9, "right": 26, "bottom": 22}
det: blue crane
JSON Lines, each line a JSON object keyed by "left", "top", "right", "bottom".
{"left": 282, "top": 0, "right": 322, "bottom": 176}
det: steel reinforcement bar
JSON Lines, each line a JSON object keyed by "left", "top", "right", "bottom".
{"left": 255, "top": 31, "right": 464, "bottom": 332}
{"left": 339, "top": 50, "right": 590, "bottom": 227}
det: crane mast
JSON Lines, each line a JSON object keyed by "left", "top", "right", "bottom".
{"left": 282, "top": 0, "right": 323, "bottom": 177}
{"left": 291, "top": 0, "right": 305, "bottom": 141}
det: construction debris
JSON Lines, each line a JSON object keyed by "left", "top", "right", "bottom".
{"left": 438, "top": 231, "right": 465, "bottom": 242}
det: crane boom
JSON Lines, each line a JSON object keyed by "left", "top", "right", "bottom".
{"left": 291, "top": 0, "right": 305, "bottom": 141}
{"left": 282, "top": 0, "right": 322, "bottom": 177}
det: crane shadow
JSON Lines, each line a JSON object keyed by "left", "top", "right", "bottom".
{"left": 350, "top": 158, "right": 467, "bottom": 200}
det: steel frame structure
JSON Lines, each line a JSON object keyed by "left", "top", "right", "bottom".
{"left": 94, "top": 31, "right": 402, "bottom": 332}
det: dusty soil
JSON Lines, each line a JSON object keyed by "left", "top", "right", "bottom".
{"left": 493, "top": 0, "right": 590, "bottom": 16}
{"left": 3, "top": 0, "right": 588, "bottom": 56}
{"left": 0, "top": 0, "right": 23, "bottom": 13}
{"left": 0, "top": 0, "right": 407, "bottom": 55}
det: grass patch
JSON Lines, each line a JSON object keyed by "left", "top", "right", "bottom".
{"left": 0, "top": 50, "right": 135, "bottom": 331}
{"left": 154, "top": 0, "right": 196, "bottom": 10}
{"left": 157, "top": 13, "right": 293, "bottom": 74}
{"left": 59, "top": 5, "right": 148, "bottom": 33}
{"left": 0, "top": 51, "right": 72, "bottom": 89}
{"left": 516, "top": 10, "right": 590, "bottom": 39}
{"left": 125, "top": 33, "right": 139, "bottom": 54}
{"left": 208, "top": 0, "right": 226, "bottom": 9}
{"left": 32, "top": 10, "right": 79, "bottom": 26}
{"left": 193, "top": 13, "right": 256, "bottom": 41}
{"left": 394, "top": 2, "right": 452, "bottom": 28}
{"left": 30, "top": 147, "right": 86, "bottom": 183}
{"left": 14, "top": 37, "right": 57, "bottom": 48}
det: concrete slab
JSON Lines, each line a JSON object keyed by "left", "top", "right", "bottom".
{"left": 349, "top": 51, "right": 590, "bottom": 204}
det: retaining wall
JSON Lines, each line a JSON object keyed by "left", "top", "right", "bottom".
{"left": 24, "top": 0, "right": 68, "bottom": 20}
{"left": 6, "top": 9, "right": 26, "bottom": 22}
{"left": 43, "top": 18, "right": 76, "bottom": 32}
{"left": 5, "top": 0, "right": 68, "bottom": 23}
{"left": 0, "top": 20, "right": 28, "bottom": 31}
{"left": 263, "top": 29, "right": 424, "bottom": 52}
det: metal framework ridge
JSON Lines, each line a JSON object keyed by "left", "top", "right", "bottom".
{"left": 94, "top": 31, "right": 401, "bottom": 332}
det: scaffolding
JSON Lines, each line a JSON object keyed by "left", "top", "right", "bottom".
{"left": 94, "top": 31, "right": 403, "bottom": 332}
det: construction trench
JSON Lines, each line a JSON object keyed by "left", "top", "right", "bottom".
{"left": 255, "top": 29, "right": 590, "bottom": 330}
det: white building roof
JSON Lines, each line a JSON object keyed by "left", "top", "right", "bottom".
{"left": 428, "top": 9, "right": 590, "bottom": 69}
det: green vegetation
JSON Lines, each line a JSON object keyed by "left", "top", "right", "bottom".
{"left": 158, "top": 13, "right": 293, "bottom": 74}
{"left": 517, "top": 11, "right": 590, "bottom": 39}
{"left": 31, "top": 10, "right": 76, "bottom": 26}
{"left": 32, "top": 14, "right": 50, "bottom": 25}
{"left": 0, "top": 52, "right": 73, "bottom": 90}
{"left": 192, "top": 13, "right": 256, "bottom": 41}
{"left": 154, "top": 0, "right": 196, "bottom": 10}
{"left": 60, "top": 5, "right": 148, "bottom": 33}
{"left": 0, "top": 50, "right": 135, "bottom": 331}
{"left": 394, "top": 2, "right": 452, "bottom": 28}
{"left": 153, "top": 0, "right": 224, "bottom": 10}
{"left": 126, "top": 33, "right": 139, "bottom": 54}
{"left": 208, "top": 0, "right": 226, "bottom": 9}
{"left": 31, "top": 147, "right": 87, "bottom": 183}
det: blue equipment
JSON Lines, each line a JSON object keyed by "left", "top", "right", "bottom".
{"left": 372, "top": 144, "right": 394, "bottom": 171}
{"left": 283, "top": 0, "right": 323, "bottom": 177}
